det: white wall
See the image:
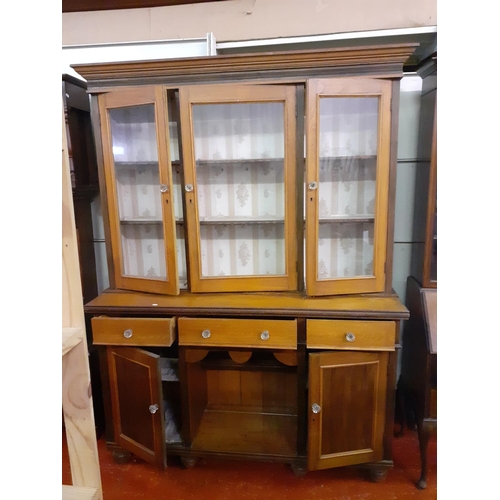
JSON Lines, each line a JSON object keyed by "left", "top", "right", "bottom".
{"left": 62, "top": 0, "right": 436, "bottom": 46}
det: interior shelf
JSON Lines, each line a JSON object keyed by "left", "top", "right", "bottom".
{"left": 120, "top": 217, "right": 162, "bottom": 225}
{"left": 319, "top": 155, "right": 376, "bottom": 162}
{"left": 318, "top": 215, "right": 375, "bottom": 224}
{"left": 199, "top": 215, "right": 285, "bottom": 225}
{"left": 114, "top": 161, "right": 158, "bottom": 168}
{"left": 193, "top": 158, "right": 284, "bottom": 167}
{"left": 190, "top": 408, "right": 297, "bottom": 457}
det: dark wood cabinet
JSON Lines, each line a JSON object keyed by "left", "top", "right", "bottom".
{"left": 62, "top": 74, "right": 99, "bottom": 304}
{"left": 410, "top": 58, "right": 437, "bottom": 289}
{"left": 75, "top": 45, "right": 415, "bottom": 480}
{"left": 399, "top": 56, "right": 437, "bottom": 489}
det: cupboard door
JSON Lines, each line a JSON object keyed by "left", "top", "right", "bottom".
{"left": 99, "top": 87, "right": 179, "bottom": 295}
{"left": 107, "top": 346, "right": 166, "bottom": 469}
{"left": 179, "top": 84, "right": 297, "bottom": 293}
{"left": 305, "top": 78, "right": 392, "bottom": 296}
{"left": 308, "top": 351, "right": 388, "bottom": 470}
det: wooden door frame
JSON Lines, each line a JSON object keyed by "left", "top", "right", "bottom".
{"left": 178, "top": 83, "right": 298, "bottom": 293}
{"left": 305, "top": 78, "right": 393, "bottom": 296}
{"left": 98, "top": 86, "right": 180, "bottom": 295}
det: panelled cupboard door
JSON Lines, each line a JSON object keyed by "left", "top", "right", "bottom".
{"left": 99, "top": 87, "right": 179, "bottom": 295}
{"left": 308, "top": 351, "right": 388, "bottom": 471}
{"left": 179, "top": 84, "right": 297, "bottom": 293}
{"left": 107, "top": 346, "right": 166, "bottom": 469}
{"left": 305, "top": 78, "right": 392, "bottom": 296}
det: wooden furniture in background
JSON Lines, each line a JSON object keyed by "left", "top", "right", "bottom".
{"left": 63, "top": 102, "right": 102, "bottom": 500}
{"left": 399, "top": 55, "right": 437, "bottom": 489}
{"left": 73, "top": 45, "right": 415, "bottom": 481}
{"left": 410, "top": 57, "right": 437, "bottom": 289}
{"left": 400, "top": 277, "right": 436, "bottom": 489}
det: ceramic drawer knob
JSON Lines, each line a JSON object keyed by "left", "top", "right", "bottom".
{"left": 185, "top": 184, "right": 194, "bottom": 192}
{"left": 123, "top": 329, "right": 133, "bottom": 339}
{"left": 201, "top": 329, "right": 211, "bottom": 339}
{"left": 159, "top": 184, "right": 169, "bottom": 193}
{"left": 149, "top": 404, "right": 159, "bottom": 414}
{"left": 308, "top": 182, "right": 318, "bottom": 190}
{"left": 260, "top": 331, "right": 270, "bottom": 340}
{"left": 345, "top": 332, "right": 356, "bottom": 342}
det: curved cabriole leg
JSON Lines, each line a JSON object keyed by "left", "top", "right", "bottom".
{"left": 416, "top": 420, "right": 432, "bottom": 489}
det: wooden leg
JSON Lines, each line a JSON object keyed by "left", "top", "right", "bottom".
{"left": 416, "top": 419, "right": 435, "bottom": 490}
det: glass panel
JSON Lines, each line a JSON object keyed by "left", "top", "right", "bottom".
{"left": 317, "top": 97, "right": 379, "bottom": 279}
{"left": 109, "top": 105, "right": 167, "bottom": 280}
{"left": 192, "top": 102, "right": 286, "bottom": 278}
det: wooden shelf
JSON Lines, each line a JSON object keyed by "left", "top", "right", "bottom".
{"left": 120, "top": 217, "right": 162, "bottom": 225}
{"left": 114, "top": 161, "right": 158, "bottom": 168}
{"left": 319, "top": 155, "right": 376, "bottom": 162}
{"left": 190, "top": 409, "right": 297, "bottom": 457}
{"left": 62, "top": 327, "right": 84, "bottom": 357}
{"left": 319, "top": 215, "right": 375, "bottom": 223}
{"left": 194, "top": 158, "right": 283, "bottom": 167}
{"left": 200, "top": 215, "right": 284, "bottom": 225}
{"left": 62, "top": 486, "right": 100, "bottom": 500}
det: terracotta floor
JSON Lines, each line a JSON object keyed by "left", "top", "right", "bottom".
{"left": 63, "top": 428, "right": 436, "bottom": 500}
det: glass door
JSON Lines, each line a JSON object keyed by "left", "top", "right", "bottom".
{"left": 99, "top": 87, "right": 179, "bottom": 295}
{"left": 179, "top": 85, "right": 297, "bottom": 293}
{"left": 305, "top": 78, "right": 392, "bottom": 296}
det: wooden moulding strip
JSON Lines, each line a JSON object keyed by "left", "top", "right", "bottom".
{"left": 72, "top": 44, "right": 419, "bottom": 86}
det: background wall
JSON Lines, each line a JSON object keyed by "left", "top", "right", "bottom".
{"left": 62, "top": 0, "right": 436, "bottom": 45}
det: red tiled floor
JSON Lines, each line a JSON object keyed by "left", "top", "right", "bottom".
{"left": 63, "top": 428, "right": 436, "bottom": 499}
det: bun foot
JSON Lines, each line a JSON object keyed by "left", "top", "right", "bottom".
{"left": 180, "top": 456, "right": 198, "bottom": 469}
{"left": 368, "top": 465, "right": 389, "bottom": 483}
{"left": 290, "top": 463, "right": 307, "bottom": 477}
{"left": 112, "top": 449, "right": 132, "bottom": 464}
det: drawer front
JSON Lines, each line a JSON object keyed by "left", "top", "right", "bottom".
{"left": 178, "top": 317, "right": 297, "bottom": 349}
{"left": 307, "top": 320, "right": 395, "bottom": 351}
{"left": 92, "top": 317, "right": 176, "bottom": 346}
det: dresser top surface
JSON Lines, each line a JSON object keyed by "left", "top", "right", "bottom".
{"left": 85, "top": 289, "right": 409, "bottom": 320}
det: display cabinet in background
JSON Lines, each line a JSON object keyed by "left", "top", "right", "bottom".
{"left": 410, "top": 57, "right": 437, "bottom": 289}
{"left": 62, "top": 74, "right": 100, "bottom": 303}
{"left": 73, "top": 44, "right": 416, "bottom": 480}
{"left": 400, "top": 56, "right": 437, "bottom": 489}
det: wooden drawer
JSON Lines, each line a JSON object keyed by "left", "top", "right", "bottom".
{"left": 91, "top": 316, "right": 176, "bottom": 346}
{"left": 306, "top": 319, "right": 395, "bottom": 351}
{"left": 178, "top": 317, "right": 297, "bottom": 349}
